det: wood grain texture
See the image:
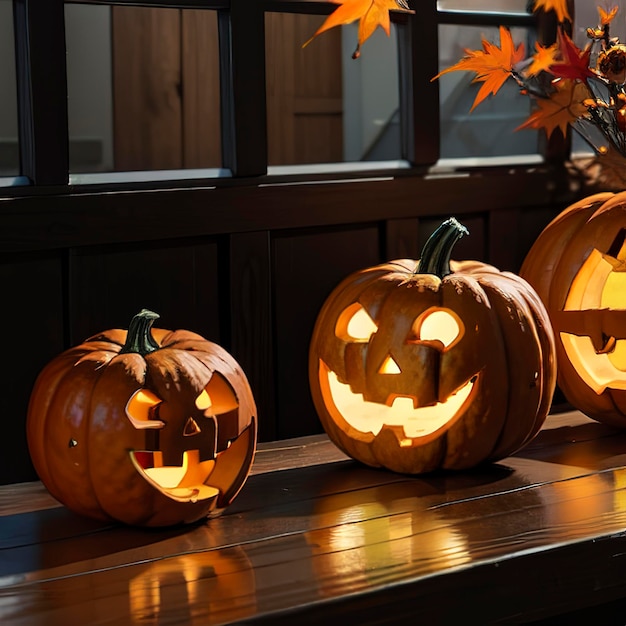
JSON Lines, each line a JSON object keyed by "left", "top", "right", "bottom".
{"left": 68, "top": 238, "right": 221, "bottom": 345}
{"left": 112, "top": 6, "right": 183, "bottom": 171}
{"left": 265, "top": 13, "right": 342, "bottom": 165}
{"left": 3, "top": 411, "right": 626, "bottom": 624}
{"left": 182, "top": 10, "right": 221, "bottom": 168}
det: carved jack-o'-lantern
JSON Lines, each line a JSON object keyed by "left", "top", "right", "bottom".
{"left": 521, "top": 191, "right": 626, "bottom": 427}
{"left": 309, "top": 218, "right": 556, "bottom": 474}
{"left": 26, "top": 310, "right": 257, "bottom": 527}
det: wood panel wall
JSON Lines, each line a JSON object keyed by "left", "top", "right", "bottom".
{"left": 0, "top": 197, "right": 567, "bottom": 486}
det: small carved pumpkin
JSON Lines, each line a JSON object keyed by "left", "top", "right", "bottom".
{"left": 309, "top": 218, "right": 556, "bottom": 474}
{"left": 520, "top": 191, "right": 626, "bottom": 427}
{"left": 27, "top": 310, "right": 257, "bottom": 527}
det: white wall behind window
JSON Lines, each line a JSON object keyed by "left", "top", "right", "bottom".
{"left": 65, "top": 5, "right": 113, "bottom": 171}
{"left": 342, "top": 24, "right": 400, "bottom": 162}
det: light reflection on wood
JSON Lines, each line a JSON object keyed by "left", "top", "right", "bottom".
{"left": 4, "top": 412, "right": 626, "bottom": 623}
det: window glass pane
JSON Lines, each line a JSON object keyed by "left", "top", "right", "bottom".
{"left": 438, "top": 25, "right": 540, "bottom": 158}
{"left": 65, "top": 4, "right": 221, "bottom": 175}
{"left": 265, "top": 13, "right": 401, "bottom": 166}
{"left": 0, "top": 0, "right": 19, "bottom": 176}
{"left": 438, "top": 0, "right": 529, "bottom": 13}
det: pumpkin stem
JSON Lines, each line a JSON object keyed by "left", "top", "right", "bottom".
{"left": 119, "top": 309, "right": 161, "bottom": 355}
{"left": 415, "top": 217, "right": 468, "bottom": 278}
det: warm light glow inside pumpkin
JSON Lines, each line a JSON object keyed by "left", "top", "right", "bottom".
{"left": 320, "top": 304, "right": 476, "bottom": 443}
{"left": 125, "top": 373, "right": 240, "bottom": 502}
{"left": 416, "top": 309, "right": 462, "bottom": 348}
{"left": 561, "top": 245, "right": 626, "bottom": 393}
{"left": 320, "top": 365, "right": 475, "bottom": 441}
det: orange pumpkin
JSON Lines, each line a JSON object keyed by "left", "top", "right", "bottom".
{"left": 520, "top": 191, "right": 626, "bottom": 427}
{"left": 27, "top": 310, "right": 257, "bottom": 527}
{"left": 309, "top": 218, "right": 556, "bottom": 474}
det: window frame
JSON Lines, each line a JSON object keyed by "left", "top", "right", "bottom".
{"left": 12, "top": 0, "right": 561, "bottom": 183}
{"left": 2, "top": 0, "right": 568, "bottom": 253}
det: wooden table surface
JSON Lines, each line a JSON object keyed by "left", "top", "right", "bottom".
{"left": 3, "top": 410, "right": 626, "bottom": 625}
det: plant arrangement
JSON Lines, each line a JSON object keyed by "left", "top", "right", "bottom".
{"left": 433, "top": 2, "right": 626, "bottom": 158}
{"left": 306, "top": 0, "right": 626, "bottom": 186}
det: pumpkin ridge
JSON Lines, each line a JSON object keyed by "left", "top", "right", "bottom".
{"left": 310, "top": 218, "right": 555, "bottom": 475}
{"left": 26, "top": 352, "right": 85, "bottom": 502}
{"left": 52, "top": 355, "right": 112, "bottom": 519}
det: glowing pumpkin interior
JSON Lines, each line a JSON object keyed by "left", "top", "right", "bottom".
{"left": 319, "top": 303, "right": 477, "bottom": 444}
{"left": 560, "top": 232, "right": 626, "bottom": 394}
{"left": 126, "top": 372, "right": 240, "bottom": 502}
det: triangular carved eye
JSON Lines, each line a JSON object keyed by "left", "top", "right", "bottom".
{"left": 336, "top": 303, "right": 378, "bottom": 341}
{"left": 184, "top": 417, "right": 201, "bottom": 436}
{"left": 410, "top": 307, "right": 463, "bottom": 350}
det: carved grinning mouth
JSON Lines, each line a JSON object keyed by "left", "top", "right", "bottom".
{"left": 318, "top": 360, "right": 477, "bottom": 441}
{"left": 130, "top": 449, "right": 220, "bottom": 503}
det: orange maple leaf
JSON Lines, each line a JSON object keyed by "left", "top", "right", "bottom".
{"left": 432, "top": 26, "right": 525, "bottom": 111}
{"left": 532, "top": 0, "right": 571, "bottom": 23}
{"left": 525, "top": 42, "right": 558, "bottom": 77}
{"left": 517, "top": 79, "right": 590, "bottom": 138}
{"left": 303, "top": 0, "right": 414, "bottom": 59}
{"left": 599, "top": 6, "right": 619, "bottom": 26}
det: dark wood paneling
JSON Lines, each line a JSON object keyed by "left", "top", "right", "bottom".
{"left": 68, "top": 238, "right": 221, "bottom": 344}
{"left": 229, "top": 231, "right": 274, "bottom": 441}
{"left": 489, "top": 208, "right": 521, "bottom": 272}
{"left": 385, "top": 217, "right": 420, "bottom": 259}
{"left": 0, "top": 170, "right": 564, "bottom": 254}
{"left": 273, "top": 225, "right": 381, "bottom": 439}
{"left": 0, "top": 253, "right": 65, "bottom": 484}
{"left": 0, "top": 198, "right": 570, "bottom": 487}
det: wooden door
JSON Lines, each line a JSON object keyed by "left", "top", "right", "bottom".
{"left": 112, "top": 7, "right": 221, "bottom": 171}
{"left": 112, "top": 8, "right": 342, "bottom": 171}
{"left": 265, "top": 13, "right": 343, "bottom": 165}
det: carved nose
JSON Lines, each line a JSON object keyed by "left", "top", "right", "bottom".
{"left": 379, "top": 355, "right": 401, "bottom": 374}
{"left": 183, "top": 417, "right": 201, "bottom": 436}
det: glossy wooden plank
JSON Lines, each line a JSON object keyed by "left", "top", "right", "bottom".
{"left": 3, "top": 411, "right": 626, "bottom": 624}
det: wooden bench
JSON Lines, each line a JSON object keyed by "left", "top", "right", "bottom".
{"left": 3, "top": 410, "right": 626, "bottom": 624}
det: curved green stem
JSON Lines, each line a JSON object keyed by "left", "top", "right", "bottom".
{"left": 119, "top": 309, "right": 160, "bottom": 355}
{"left": 415, "top": 217, "right": 468, "bottom": 278}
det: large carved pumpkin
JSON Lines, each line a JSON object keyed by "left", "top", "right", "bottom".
{"left": 26, "top": 310, "right": 257, "bottom": 527}
{"left": 520, "top": 191, "right": 626, "bottom": 427}
{"left": 309, "top": 218, "right": 556, "bottom": 474}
